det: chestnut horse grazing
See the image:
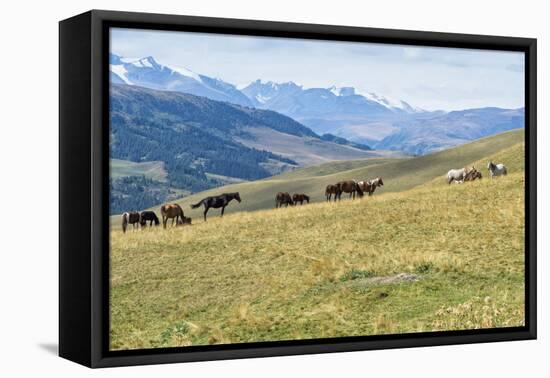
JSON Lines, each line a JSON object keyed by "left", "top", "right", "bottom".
{"left": 121, "top": 211, "right": 140, "bottom": 233}
{"left": 191, "top": 192, "right": 242, "bottom": 221}
{"left": 335, "top": 180, "right": 363, "bottom": 200}
{"left": 160, "top": 204, "right": 185, "bottom": 229}
{"left": 276, "top": 192, "right": 294, "bottom": 208}
{"left": 292, "top": 193, "right": 310, "bottom": 205}
{"left": 325, "top": 184, "right": 340, "bottom": 202}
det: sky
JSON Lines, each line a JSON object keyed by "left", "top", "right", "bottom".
{"left": 111, "top": 28, "right": 525, "bottom": 112}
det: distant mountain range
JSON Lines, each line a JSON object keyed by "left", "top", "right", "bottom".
{"left": 241, "top": 80, "right": 422, "bottom": 117}
{"left": 110, "top": 53, "right": 524, "bottom": 156}
{"left": 374, "top": 107, "right": 525, "bottom": 155}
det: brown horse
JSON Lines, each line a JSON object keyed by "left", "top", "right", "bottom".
{"left": 335, "top": 180, "right": 363, "bottom": 200}
{"left": 465, "top": 167, "right": 482, "bottom": 181}
{"left": 160, "top": 203, "right": 185, "bottom": 229}
{"left": 276, "top": 192, "right": 294, "bottom": 208}
{"left": 292, "top": 193, "right": 310, "bottom": 205}
{"left": 470, "top": 171, "right": 482, "bottom": 180}
{"left": 121, "top": 211, "right": 140, "bottom": 233}
{"left": 325, "top": 184, "right": 340, "bottom": 201}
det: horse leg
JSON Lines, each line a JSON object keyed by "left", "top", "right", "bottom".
{"left": 162, "top": 216, "right": 167, "bottom": 229}
{"left": 221, "top": 206, "right": 225, "bottom": 217}
{"left": 204, "top": 207, "right": 209, "bottom": 221}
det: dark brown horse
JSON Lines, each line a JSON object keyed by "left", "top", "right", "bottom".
{"left": 121, "top": 211, "right": 140, "bottom": 233}
{"left": 160, "top": 203, "right": 185, "bottom": 229}
{"left": 292, "top": 193, "right": 310, "bottom": 205}
{"left": 275, "top": 192, "right": 294, "bottom": 208}
{"left": 325, "top": 184, "right": 340, "bottom": 202}
{"left": 335, "top": 180, "right": 364, "bottom": 200}
{"left": 191, "top": 192, "right": 241, "bottom": 221}
{"left": 139, "top": 211, "right": 160, "bottom": 227}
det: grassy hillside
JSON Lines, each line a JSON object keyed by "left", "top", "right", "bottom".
{"left": 109, "top": 136, "right": 525, "bottom": 350}
{"left": 235, "top": 126, "right": 394, "bottom": 166}
{"left": 110, "top": 159, "right": 168, "bottom": 181}
{"left": 111, "top": 129, "right": 523, "bottom": 223}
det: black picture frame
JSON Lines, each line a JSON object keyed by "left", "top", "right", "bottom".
{"left": 59, "top": 9, "right": 537, "bottom": 368}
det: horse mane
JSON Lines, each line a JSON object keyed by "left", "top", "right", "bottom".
{"left": 174, "top": 203, "right": 184, "bottom": 216}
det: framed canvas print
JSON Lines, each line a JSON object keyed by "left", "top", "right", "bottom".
{"left": 59, "top": 10, "right": 537, "bottom": 368}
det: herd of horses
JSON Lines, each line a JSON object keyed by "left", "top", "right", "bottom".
{"left": 446, "top": 161, "right": 507, "bottom": 184}
{"left": 121, "top": 192, "right": 241, "bottom": 232}
{"left": 274, "top": 177, "right": 383, "bottom": 208}
{"left": 275, "top": 193, "right": 310, "bottom": 208}
{"left": 324, "top": 177, "right": 384, "bottom": 201}
{"left": 121, "top": 160, "right": 508, "bottom": 233}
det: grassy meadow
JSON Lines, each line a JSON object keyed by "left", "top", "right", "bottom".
{"left": 110, "top": 131, "right": 525, "bottom": 350}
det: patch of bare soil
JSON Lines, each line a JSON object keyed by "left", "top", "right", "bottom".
{"left": 346, "top": 273, "right": 421, "bottom": 288}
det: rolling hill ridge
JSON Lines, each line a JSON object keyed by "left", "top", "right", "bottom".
{"left": 110, "top": 128, "right": 523, "bottom": 221}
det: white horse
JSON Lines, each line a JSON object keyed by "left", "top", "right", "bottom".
{"left": 487, "top": 161, "right": 507, "bottom": 178}
{"left": 447, "top": 168, "right": 468, "bottom": 184}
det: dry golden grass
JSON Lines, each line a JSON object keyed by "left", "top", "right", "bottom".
{"left": 109, "top": 142, "right": 525, "bottom": 350}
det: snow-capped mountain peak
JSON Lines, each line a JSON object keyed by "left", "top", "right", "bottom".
{"left": 362, "top": 92, "right": 423, "bottom": 113}
{"left": 132, "top": 56, "right": 160, "bottom": 69}
{"left": 170, "top": 65, "right": 202, "bottom": 83}
{"left": 109, "top": 53, "right": 253, "bottom": 106}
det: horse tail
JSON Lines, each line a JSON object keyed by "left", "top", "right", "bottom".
{"left": 191, "top": 199, "right": 204, "bottom": 209}
{"left": 160, "top": 205, "right": 166, "bottom": 216}
{"left": 121, "top": 213, "right": 128, "bottom": 233}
